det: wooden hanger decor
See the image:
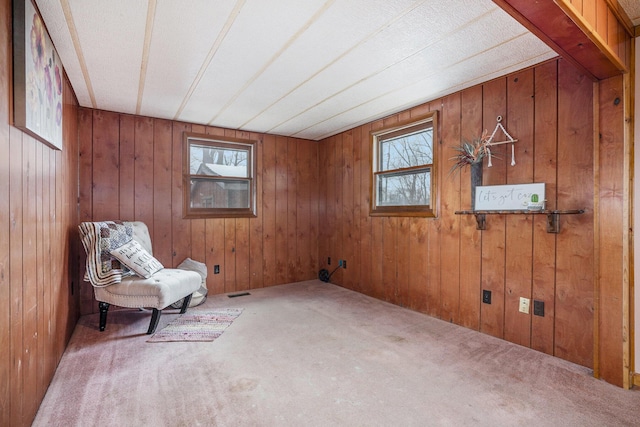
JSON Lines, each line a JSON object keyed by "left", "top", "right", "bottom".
{"left": 484, "top": 116, "right": 518, "bottom": 167}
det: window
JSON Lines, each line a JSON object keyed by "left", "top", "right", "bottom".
{"left": 183, "top": 132, "right": 257, "bottom": 218}
{"left": 370, "top": 111, "right": 437, "bottom": 217}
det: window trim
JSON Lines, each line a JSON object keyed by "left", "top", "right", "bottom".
{"left": 370, "top": 111, "right": 438, "bottom": 217}
{"left": 183, "top": 132, "right": 257, "bottom": 219}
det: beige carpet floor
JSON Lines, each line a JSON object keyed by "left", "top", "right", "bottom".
{"left": 33, "top": 280, "right": 639, "bottom": 426}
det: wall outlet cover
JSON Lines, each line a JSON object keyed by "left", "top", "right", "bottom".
{"left": 533, "top": 300, "right": 545, "bottom": 316}
{"left": 519, "top": 297, "right": 530, "bottom": 314}
{"left": 482, "top": 290, "right": 491, "bottom": 304}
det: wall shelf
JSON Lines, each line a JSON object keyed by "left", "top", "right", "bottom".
{"left": 454, "top": 209, "right": 585, "bottom": 233}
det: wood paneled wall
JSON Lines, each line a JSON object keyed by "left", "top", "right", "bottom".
{"left": 597, "top": 73, "right": 627, "bottom": 386}
{"left": 319, "top": 58, "right": 614, "bottom": 375}
{"left": 0, "top": 0, "right": 81, "bottom": 423}
{"left": 77, "top": 111, "right": 319, "bottom": 315}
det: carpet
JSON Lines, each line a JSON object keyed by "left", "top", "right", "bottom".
{"left": 147, "top": 308, "right": 243, "bottom": 342}
{"left": 34, "top": 281, "right": 640, "bottom": 426}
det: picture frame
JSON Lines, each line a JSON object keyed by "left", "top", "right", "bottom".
{"left": 13, "top": 0, "right": 63, "bottom": 150}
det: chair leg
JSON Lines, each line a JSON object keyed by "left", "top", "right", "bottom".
{"left": 147, "top": 308, "right": 161, "bottom": 334}
{"left": 179, "top": 294, "right": 193, "bottom": 314}
{"left": 98, "top": 302, "right": 110, "bottom": 331}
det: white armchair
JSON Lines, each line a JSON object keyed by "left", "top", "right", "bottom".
{"left": 79, "top": 221, "right": 202, "bottom": 334}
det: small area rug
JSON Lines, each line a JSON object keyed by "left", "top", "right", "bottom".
{"left": 147, "top": 308, "right": 243, "bottom": 342}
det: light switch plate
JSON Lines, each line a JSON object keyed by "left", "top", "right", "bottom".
{"left": 519, "top": 297, "right": 530, "bottom": 314}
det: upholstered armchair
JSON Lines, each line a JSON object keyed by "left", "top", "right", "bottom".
{"left": 79, "top": 221, "right": 202, "bottom": 334}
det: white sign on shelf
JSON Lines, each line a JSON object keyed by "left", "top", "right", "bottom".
{"left": 475, "top": 183, "right": 545, "bottom": 211}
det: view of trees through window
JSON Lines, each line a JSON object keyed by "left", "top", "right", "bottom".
{"left": 377, "top": 128, "right": 432, "bottom": 206}
{"left": 371, "top": 112, "right": 437, "bottom": 217}
{"left": 183, "top": 133, "right": 256, "bottom": 218}
{"left": 190, "top": 144, "right": 248, "bottom": 176}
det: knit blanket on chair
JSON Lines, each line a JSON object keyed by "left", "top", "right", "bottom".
{"left": 79, "top": 221, "right": 134, "bottom": 287}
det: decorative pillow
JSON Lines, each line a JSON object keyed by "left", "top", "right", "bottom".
{"left": 110, "top": 239, "right": 164, "bottom": 278}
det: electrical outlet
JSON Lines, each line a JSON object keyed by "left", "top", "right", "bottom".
{"left": 482, "top": 290, "right": 491, "bottom": 304}
{"left": 533, "top": 300, "right": 545, "bottom": 317}
{"left": 214, "top": 265, "right": 220, "bottom": 274}
{"left": 342, "top": 260, "right": 347, "bottom": 269}
{"left": 338, "top": 259, "right": 343, "bottom": 267}
{"left": 519, "top": 297, "right": 530, "bottom": 314}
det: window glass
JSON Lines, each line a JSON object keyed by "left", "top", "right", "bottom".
{"left": 376, "top": 169, "right": 431, "bottom": 206}
{"left": 183, "top": 133, "right": 257, "bottom": 218}
{"left": 370, "top": 112, "right": 437, "bottom": 217}
{"left": 189, "top": 179, "right": 250, "bottom": 209}
{"left": 379, "top": 129, "right": 432, "bottom": 171}
{"left": 189, "top": 144, "right": 249, "bottom": 177}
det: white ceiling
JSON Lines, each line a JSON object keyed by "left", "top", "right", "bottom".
{"left": 34, "top": 0, "right": 635, "bottom": 141}
{"left": 619, "top": 0, "right": 640, "bottom": 26}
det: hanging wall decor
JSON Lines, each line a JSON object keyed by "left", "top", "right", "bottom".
{"left": 13, "top": 0, "right": 64, "bottom": 150}
{"left": 483, "top": 116, "right": 517, "bottom": 167}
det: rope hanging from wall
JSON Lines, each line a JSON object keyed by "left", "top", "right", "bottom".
{"left": 484, "top": 116, "right": 518, "bottom": 167}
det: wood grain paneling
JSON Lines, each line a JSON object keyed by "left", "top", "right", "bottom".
{"left": 332, "top": 134, "right": 343, "bottom": 285}
{"left": 480, "top": 78, "right": 507, "bottom": 339}
{"left": 504, "top": 69, "right": 534, "bottom": 348}
{"left": 1, "top": 0, "right": 80, "bottom": 421}
{"left": 299, "top": 136, "right": 318, "bottom": 282}
{"left": 358, "top": 125, "right": 373, "bottom": 297}
{"left": 9, "top": 126, "right": 25, "bottom": 427}
{"left": 262, "top": 134, "right": 277, "bottom": 287}
{"left": 287, "top": 138, "right": 297, "bottom": 283}
{"left": 0, "top": 10, "right": 9, "bottom": 424}
{"left": 531, "top": 61, "right": 559, "bottom": 355}
{"left": 440, "top": 94, "right": 461, "bottom": 323}
{"left": 134, "top": 116, "right": 154, "bottom": 232}
{"left": 458, "top": 86, "right": 483, "bottom": 330}
{"left": 342, "top": 131, "right": 355, "bottom": 290}
{"left": 317, "top": 58, "right": 619, "bottom": 378}
{"left": 275, "top": 136, "right": 289, "bottom": 285}
{"left": 249, "top": 133, "right": 265, "bottom": 289}
{"left": 153, "top": 119, "right": 173, "bottom": 265}
{"left": 77, "top": 112, "right": 319, "bottom": 308}
{"left": 555, "top": 59, "right": 594, "bottom": 368}
{"left": 23, "top": 136, "right": 37, "bottom": 418}
{"left": 92, "top": 111, "right": 120, "bottom": 220}
{"left": 118, "top": 115, "right": 136, "bottom": 219}
{"left": 597, "top": 74, "right": 625, "bottom": 386}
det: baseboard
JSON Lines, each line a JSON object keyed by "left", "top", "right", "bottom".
{"left": 632, "top": 373, "right": 640, "bottom": 388}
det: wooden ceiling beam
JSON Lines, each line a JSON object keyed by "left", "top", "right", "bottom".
{"left": 493, "top": 0, "right": 629, "bottom": 81}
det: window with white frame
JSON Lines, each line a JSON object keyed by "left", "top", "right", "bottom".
{"left": 370, "top": 111, "right": 437, "bottom": 217}
{"left": 183, "top": 132, "right": 257, "bottom": 218}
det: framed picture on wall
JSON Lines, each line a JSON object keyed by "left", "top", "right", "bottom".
{"left": 12, "top": 0, "right": 63, "bottom": 150}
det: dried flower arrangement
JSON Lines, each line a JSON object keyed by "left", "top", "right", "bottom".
{"left": 449, "top": 130, "right": 492, "bottom": 176}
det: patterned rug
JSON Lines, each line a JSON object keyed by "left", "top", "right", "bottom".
{"left": 147, "top": 308, "right": 243, "bottom": 342}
